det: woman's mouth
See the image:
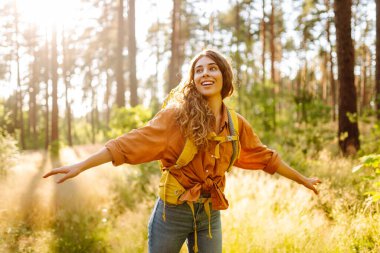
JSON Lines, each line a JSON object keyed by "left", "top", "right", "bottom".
{"left": 201, "top": 81, "right": 214, "bottom": 86}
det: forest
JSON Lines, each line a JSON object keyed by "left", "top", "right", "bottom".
{"left": 0, "top": 0, "right": 380, "bottom": 252}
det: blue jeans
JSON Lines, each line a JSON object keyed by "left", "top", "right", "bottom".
{"left": 148, "top": 198, "right": 222, "bottom": 253}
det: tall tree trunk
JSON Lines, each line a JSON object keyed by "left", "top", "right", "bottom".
{"left": 270, "top": 0, "right": 275, "bottom": 83}
{"left": 334, "top": 0, "right": 360, "bottom": 155}
{"left": 168, "top": 0, "right": 181, "bottom": 93}
{"left": 359, "top": 46, "right": 367, "bottom": 114}
{"left": 128, "top": 0, "right": 138, "bottom": 106}
{"left": 326, "top": 7, "right": 337, "bottom": 121}
{"left": 376, "top": 0, "right": 380, "bottom": 120}
{"left": 51, "top": 25, "right": 59, "bottom": 149}
{"left": 270, "top": 0, "right": 276, "bottom": 129}
{"left": 321, "top": 51, "right": 328, "bottom": 101}
{"left": 116, "top": 0, "right": 125, "bottom": 107}
{"left": 235, "top": 1, "right": 242, "bottom": 111}
{"left": 365, "top": 51, "right": 371, "bottom": 107}
{"left": 44, "top": 29, "right": 50, "bottom": 150}
{"left": 261, "top": 0, "right": 266, "bottom": 85}
{"left": 324, "top": 0, "right": 337, "bottom": 121}
{"left": 91, "top": 83, "right": 97, "bottom": 144}
{"left": 62, "top": 29, "right": 72, "bottom": 146}
{"left": 14, "top": 1, "right": 25, "bottom": 149}
{"left": 104, "top": 72, "right": 111, "bottom": 125}
{"left": 29, "top": 25, "right": 38, "bottom": 149}
{"left": 152, "top": 5, "right": 161, "bottom": 111}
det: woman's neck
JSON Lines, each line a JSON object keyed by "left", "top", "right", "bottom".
{"left": 207, "top": 95, "right": 223, "bottom": 119}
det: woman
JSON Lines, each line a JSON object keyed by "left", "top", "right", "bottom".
{"left": 43, "top": 49, "right": 321, "bottom": 253}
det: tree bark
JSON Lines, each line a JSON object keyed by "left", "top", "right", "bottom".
{"left": 104, "top": 71, "right": 111, "bottom": 125}
{"left": 235, "top": 1, "right": 242, "bottom": 110}
{"left": 128, "top": 0, "right": 138, "bottom": 106}
{"left": 62, "top": 29, "right": 72, "bottom": 146}
{"left": 270, "top": 0, "right": 276, "bottom": 129}
{"left": 270, "top": 0, "right": 275, "bottom": 83}
{"left": 51, "top": 25, "right": 59, "bottom": 147}
{"left": 334, "top": 0, "right": 360, "bottom": 155}
{"left": 360, "top": 46, "right": 368, "bottom": 114}
{"left": 324, "top": 0, "right": 337, "bottom": 121}
{"left": 116, "top": 0, "right": 125, "bottom": 107}
{"left": 376, "top": 0, "right": 380, "bottom": 120}
{"left": 261, "top": 0, "right": 266, "bottom": 85}
{"left": 44, "top": 29, "right": 50, "bottom": 150}
{"left": 168, "top": 0, "right": 181, "bottom": 93}
{"left": 321, "top": 51, "right": 328, "bottom": 101}
{"left": 13, "top": 1, "right": 25, "bottom": 149}
{"left": 29, "top": 25, "right": 38, "bottom": 149}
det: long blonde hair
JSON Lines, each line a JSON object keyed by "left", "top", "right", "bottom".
{"left": 167, "top": 49, "right": 234, "bottom": 150}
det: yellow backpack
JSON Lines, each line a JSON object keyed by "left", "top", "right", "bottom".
{"left": 158, "top": 98, "right": 240, "bottom": 253}
{"left": 158, "top": 107, "right": 240, "bottom": 206}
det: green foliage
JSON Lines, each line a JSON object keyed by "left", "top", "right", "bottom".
{"left": 0, "top": 132, "right": 19, "bottom": 176}
{"left": 111, "top": 162, "right": 159, "bottom": 215}
{"left": 107, "top": 106, "right": 152, "bottom": 139}
{"left": 293, "top": 91, "right": 331, "bottom": 125}
{"left": 0, "top": 101, "right": 14, "bottom": 134}
{"left": 237, "top": 81, "right": 278, "bottom": 138}
{"left": 52, "top": 210, "right": 109, "bottom": 253}
{"left": 49, "top": 140, "right": 60, "bottom": 158}
{"left": 360, "top": 122, "right": 380, "bottom": 155}
{"left": 71, "top": 118, "right": 94, "bottom": 145}
{"left": 353, "top": 154, "right": 380, "bottom": 204}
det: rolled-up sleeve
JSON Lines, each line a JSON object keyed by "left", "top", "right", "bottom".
{"left": 105, "top": 108, "right": 175, "bottom": 166}
{"left": 233, "top": 115, "right": 281, "bottom": 174}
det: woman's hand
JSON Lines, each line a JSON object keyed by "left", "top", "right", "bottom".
{"left": 42, "top": 147, "right": 113, "bottom": 184}
{"left": 43, "top": 163, "right": 84, "bottom": 184}
{"left": 276, "top": 160, "right": 322, "bottom": 195}
{"left": 302, "top": 177, "right": 322, "bottom": 195}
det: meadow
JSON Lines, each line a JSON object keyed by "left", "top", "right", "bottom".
{"left": 0, "top": 137, "right": 379, "bottom": 253}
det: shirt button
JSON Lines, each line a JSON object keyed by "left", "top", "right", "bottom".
{"left": 206, "top": 170, "right": 209, "bottom": 173}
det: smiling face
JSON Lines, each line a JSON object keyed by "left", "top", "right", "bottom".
{"left": 193, "top": 56, "right": 223, "bottom": 100}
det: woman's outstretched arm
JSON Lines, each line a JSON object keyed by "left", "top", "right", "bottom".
{"left": 43, "top": 147, "right": 112, "bottom": 184}
{"left": 275, "top": 160, "right": 321, "bottom": 194}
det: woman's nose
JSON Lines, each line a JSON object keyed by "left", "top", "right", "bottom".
{"left": 202, "top": 70, "right": 210, "bottom": 76}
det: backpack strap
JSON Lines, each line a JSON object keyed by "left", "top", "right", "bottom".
{"left": 176, "top": 138, "right": 197, "bottom": 167}
{"left": 225, "top": 109, "right": 240, "bottom": 172}
{"left": 160, "top": 108, "right": 240, "bottom": 171}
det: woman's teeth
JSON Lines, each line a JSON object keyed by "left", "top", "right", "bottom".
{"left": 201, "top": 81, "right": 213, "bottom": 86}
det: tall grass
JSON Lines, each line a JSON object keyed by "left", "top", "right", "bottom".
{"left": 0, "top": 140, "right": 379, "bottom": 252}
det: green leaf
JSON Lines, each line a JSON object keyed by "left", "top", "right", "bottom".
{"left": 362, "top": 175, "right": 376, "bottom": 181}
{"left": 372, "top": 194, "right": 380, "bottom": 202}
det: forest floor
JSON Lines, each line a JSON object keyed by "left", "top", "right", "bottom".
{"left": 0, "top": 144, "right": 379, "bottom": 252}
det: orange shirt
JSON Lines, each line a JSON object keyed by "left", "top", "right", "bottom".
{"left": 105, "top": 104, "right": 281, "bottom": 210}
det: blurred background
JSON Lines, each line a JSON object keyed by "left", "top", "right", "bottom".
{"left": 0, "top": 0, "right": 379, "bottom": 252}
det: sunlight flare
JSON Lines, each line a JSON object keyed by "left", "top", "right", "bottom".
{"left": 16, "top": 0, "right": 80, "bottom": 28}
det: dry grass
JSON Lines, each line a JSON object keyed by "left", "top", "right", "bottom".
{"left": 0, "top": 145, "right": 379, "bottom": 252}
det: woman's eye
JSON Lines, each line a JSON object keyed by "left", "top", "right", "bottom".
{"left": 210, "top": 66, "right": 217, "bottom": 71}
{"left": 195, "top": 69, "right": 203, "bottom": 74}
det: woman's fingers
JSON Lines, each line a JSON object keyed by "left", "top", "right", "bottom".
{"left": 307, "top": 184, "right": 319, "bottom": 195}
{"left": 307, "top": 177, "right": 321, "bottom": 195}
{"left": 43, "top": 167, "right": 69, "bottom": 178}
{"left": 311, "top": 177, "right": 322, "bottom": 185}
{"left": 43, "top": 165, "right": 81, "bottom": 183}
{"left": 56, "top": 172, "right": 74, "bottom": 184}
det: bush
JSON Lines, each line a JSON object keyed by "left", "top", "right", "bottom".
{"left": 0, "top": 132, "right": 19, "bottom": 176}
{"left": 107, "top": 105, "right": 152, "bottom": 139}
{"left": 353, "top": 154, "right": 380, "bottom": 209}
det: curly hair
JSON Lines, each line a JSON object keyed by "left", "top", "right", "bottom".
{"left": 167, "top": 49, "right": 234, "bottom": 150}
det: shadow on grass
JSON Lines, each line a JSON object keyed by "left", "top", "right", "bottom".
{"left": 4, "top": 150, "right": 49, "bottom": 252}
{"left": 49, "top": 151, "right": 109, "bottom": 253}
